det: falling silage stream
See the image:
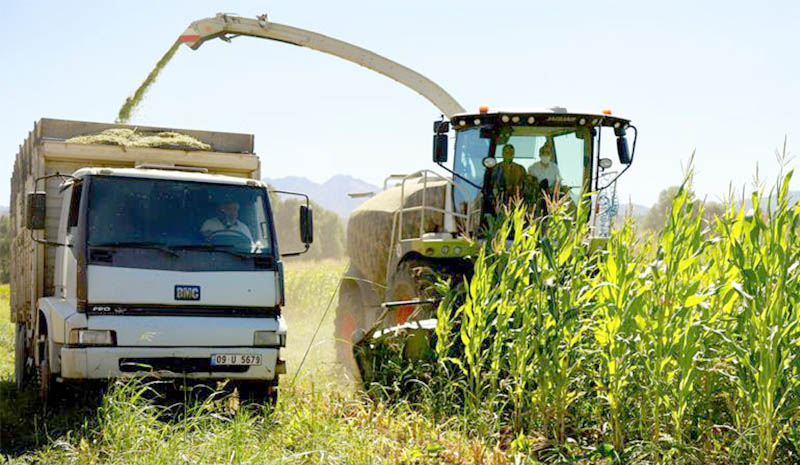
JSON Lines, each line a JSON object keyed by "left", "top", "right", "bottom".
{"left": 116, "top": 40, "right": 181, "bottom": 123}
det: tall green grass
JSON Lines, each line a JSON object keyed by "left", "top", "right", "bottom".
{"left": 2, "top": 261, "right": 523, "bottom": 464}
{"left": 367, "top": 171, "right": 800, "bottom": 464}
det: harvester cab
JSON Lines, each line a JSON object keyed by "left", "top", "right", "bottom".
{"left": 338, "top": 109, "right": 638, "bottom": 380}
{"left": 382, "top": 108, "right": 637, "bottom": 278}
{"left": 437, "top": 108, "right": 636, "bottom": 239}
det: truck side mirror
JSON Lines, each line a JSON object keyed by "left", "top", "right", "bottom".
{"left": 616, "top": 136, "right": 631, "bottom": 165}
{"left": 432, "top": 134, "right": 448, "bottom": 163}
{"left": 26, "top": 192, "right": 46, "bottom": 230}
{"left": 299, "top": 205, "right": 313, "bottom": 245}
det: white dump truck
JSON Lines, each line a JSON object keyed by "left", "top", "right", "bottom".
{"left": 10, "top": 118, "right": 312, "bottom": 403}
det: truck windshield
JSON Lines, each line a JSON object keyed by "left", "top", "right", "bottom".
{"left": 452, "top": 126, "right": 591, "bottom": 213}
{"left": 87, "top": 176, "right": 273, "bottom": 255}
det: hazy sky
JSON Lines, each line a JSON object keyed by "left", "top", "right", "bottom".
{"left": 1, "top": 0, "right": 797, "bottom": 207}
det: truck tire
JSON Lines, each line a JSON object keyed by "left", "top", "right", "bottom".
{"left": 15, "top": 323, "right": 27, "bottom": 391}
{"left": 237, "top": 381, "right": 278, "bottom": 406}
{"left": 37, "top": 332, "right": 53, "bottom": 405}
{"left": 334, "top": 282, "right": 367, "bottom": 380}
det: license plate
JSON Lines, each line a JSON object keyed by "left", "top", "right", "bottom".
{"left": 211, "top": 354, "right": 262, "bottom": 366}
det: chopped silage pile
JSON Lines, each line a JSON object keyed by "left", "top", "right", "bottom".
{"left": 66, "top": 128, "right": 212, "bottom": 151}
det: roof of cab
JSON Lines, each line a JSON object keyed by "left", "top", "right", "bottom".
{"left": 450, "top": 107, "right": 631, "bottom": 128}
{"left": 71, "top": 167, "right": 262, "bottom": 187}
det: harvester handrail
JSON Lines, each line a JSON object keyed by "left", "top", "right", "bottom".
{"left": 592, "top": 171, "right": 619, "bottom": 238}
{"left": 385, "top": 170, "right": 479, "bottom": 284}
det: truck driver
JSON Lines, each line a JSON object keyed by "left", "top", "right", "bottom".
{"left": 201, "top": 197, "right": 254, "bottom": 242}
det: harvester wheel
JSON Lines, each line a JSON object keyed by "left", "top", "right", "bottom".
{"left": 334, "top": 282, "right": 366, "bottom": 380}
{"left": 386, "top": 258, "right": 438, "bottom": 325}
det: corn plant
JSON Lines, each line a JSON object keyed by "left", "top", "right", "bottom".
{"left": 718, "top": 172, "right": 800, "bottom": 464}
{"left": 590, "top": 221, "right": 648, "bottom": 452}
{"left": 380, "top": 165, "right": 799, "bottom": 463}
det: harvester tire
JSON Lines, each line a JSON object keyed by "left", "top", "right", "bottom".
{"left": 386, "top": 258, "right": 438, "bottom": 325}
{"left": 334, "top": 282, "right": 366, "bottom": 381}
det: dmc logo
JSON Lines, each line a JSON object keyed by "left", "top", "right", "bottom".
{"left": 175, "top": 285, "right": 201, "bottom": 301}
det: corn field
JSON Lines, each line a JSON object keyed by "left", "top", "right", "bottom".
{"left": 366, "top": 171, "right": 800, "bottom": 464}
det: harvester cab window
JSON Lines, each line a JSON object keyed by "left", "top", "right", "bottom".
{"left": 453, "top": 125, "right": 590, "bottom": 212}
{"left": 453, "top": 128, "right": 490, "bottom": 213}
{"left": 552, "top": 131, "right": 588, "bottom": 203}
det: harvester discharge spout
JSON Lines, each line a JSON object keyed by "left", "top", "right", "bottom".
{"left": 178, "top": 14, "right": 230, "bottom": 50}
{"left": 177, "top": 13, "right": 465, "bottom": 118}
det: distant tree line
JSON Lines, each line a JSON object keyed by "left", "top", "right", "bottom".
{"left": 641, "top": 186, "right": 726, "bottom": 232}
{"left": 268, "top": 190, "right": 345, "bottom": 260}
{"left": 0, "top": 215, "right": 9, "bottom": 283}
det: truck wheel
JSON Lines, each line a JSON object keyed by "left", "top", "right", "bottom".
{"left": 37, "top": 333, "right": 53, "bottom": 405}
{"left": 237, "top": 381, "right": 277, "bottom": 406}
{"left": 334, "top": 283, "right": 365, "bottom": 380}
{"left": 386, "top": 259, "right": 438, "bottom": 325}
{"left": 15, "top": 323, "right": 27, "bottom": 391}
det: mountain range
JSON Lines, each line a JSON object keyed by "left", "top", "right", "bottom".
{"left": 263, "top": 175, "right": 380, "bottom": 219}
{"left": 262, "top": 173, "right": 800, "bottom": 224}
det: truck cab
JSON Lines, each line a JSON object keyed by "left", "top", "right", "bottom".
{"left": 27, "top": 166, "right": 311, "bottom": 401}
{"left": 12, "top": 119, "right": 312, "bottom": 403}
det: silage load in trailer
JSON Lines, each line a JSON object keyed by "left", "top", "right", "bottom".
{"left": 66, "top": 128, "right": 211, "bottom": 151}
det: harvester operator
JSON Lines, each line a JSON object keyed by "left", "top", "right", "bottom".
{"left": 201, "top": 197, "right": 254, "bottom": 242}
{"left": 492, "top": 144, "right": 527, "bottom": 198}
{"left": 528, "top": 142, "right": 562, "bottom": 189}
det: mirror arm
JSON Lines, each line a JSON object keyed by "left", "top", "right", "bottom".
{"left": 269, "top": 189, "right": 309, "bottom": 205}
{"left": 596, "top": 125, "right": 637, "bottom": 193}
{"left": 270, "top": 189, "right": 313, "bottom": 251}
{"left": 29, "top": 230, "right": 70, "bottom": 248}
{"left": 435, "top": 162, "right": 482, "bottom": 190}
{"left": 628, "top": 124, "right": 638, "bottom": 163}
{"left": 35, "top": 172, "right": 78, "bottom": 190}
{"left": 281, "top": 245, "right": 310, "bottom": 257}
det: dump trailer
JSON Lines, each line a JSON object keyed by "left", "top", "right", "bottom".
{"left": 11, "top": 118, "right": 313, "bottom": 403}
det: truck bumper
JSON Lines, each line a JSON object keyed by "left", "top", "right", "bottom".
{"left": 60, "top": 346, "right": 284, "bottom": 381}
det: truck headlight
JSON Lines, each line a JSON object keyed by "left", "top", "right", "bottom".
{"left": 254, "top": 331, "right": 286, "bottom": 347}
{"left": 69, "top": 329, "right": 116, "bottom": 346}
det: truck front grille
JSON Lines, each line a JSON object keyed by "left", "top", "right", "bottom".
{"left": 119, "top": 357, "right": 250, "bottom": 373}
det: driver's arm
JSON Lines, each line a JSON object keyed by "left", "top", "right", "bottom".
{"left": 200, "top": 218, "right": 218, "bottom": 237}
{"left": 236, "top": 221, "right": 254, "bottom": 241}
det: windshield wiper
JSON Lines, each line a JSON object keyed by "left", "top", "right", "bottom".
{"left": 170, "top": 244, "right": 253, "bottom": 259}
{"left": 90, "top": 241, "right": 179, "bottom": 257}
